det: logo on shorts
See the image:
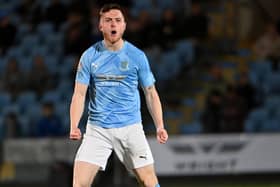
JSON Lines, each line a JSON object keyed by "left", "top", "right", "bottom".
{"left": 139, "top": 155, "right": 147, "bottom": 160}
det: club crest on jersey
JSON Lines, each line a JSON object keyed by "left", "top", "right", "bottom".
{"left": 120, "top": 61, "right": 129, "bottom": 71}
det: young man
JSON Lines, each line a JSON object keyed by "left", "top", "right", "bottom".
{"left": 69, "top": 3, "right": 168, "bottom": 187}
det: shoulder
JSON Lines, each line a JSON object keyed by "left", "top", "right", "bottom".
{"left": 125, "top": 41, "right": 146, "bottom": 57}
{"left": 81, "top": 41, "right": 103, "bottom": 60}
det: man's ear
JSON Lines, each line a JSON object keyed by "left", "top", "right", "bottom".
{"left": 99, "top": 23, "right": 103, "bottom": 32}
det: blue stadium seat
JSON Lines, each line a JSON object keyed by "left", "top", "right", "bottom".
{"left": 55, "top": 101, "right": 70, "bottom": 133}
{"left": 164, "top": 110, "right": 183, "bottom": 119}
{"left": 61, "top": 115, "right": 70, "bottom": 135}
{"left": 31, "top": 45, "right": 49, "bottom": 57}
{"left": 249, "top": 60, "right": 272, "bottom": 88}
{"left": 180, "top": 121, "right": 202, "bottom": 134}
{"left": 263, "top": 72, "right": 280, "bottom": 95}
{"left": 236, "top": 48, "right": 251, "bottom": 57}
{"left": 41, "top": 90, "right": 62, "bottom": 103}
{"left": 245, "top": 118, "right": 261, "bottom": 133}
{"left": 45, "top": 54, "right": 59, "bottom": 74}
{"left": 0, "top": 0, "right": 20, "bottom": 8}
{"left": 132, "top": 0, "right": 152, "bottom": 9}
{"left": 156, "top": 50, "right": 181, "bottom": 81}
{"left": 0, "top": 56, "right": 8, "bottom": 73}
{"left": 244, "top": 108, "right": 267, "bottom": 133}
{"left": 45, "top": 32, "right": 63, "bottom": 46}
{"left": 36, "top": 22, "right": 54, "bottom": 37}
{"left": 25, "top": 103, "right": 42, "bottom": 124}
{"left": 1, "top": 104, "right": 20, "bottom": 116}
{"left": 248, "top": 70, "right": 258, "bottom": 87}
{"left": 261, "top": 118, "right": 280, "bottom": 132}
{"left": 130, "top": 0, "right": 155, "bottom": 18}
{"left": 218, "top": 60, "right": 237, "bottom": 69}
{"left": 175, "top": 39, "right": 194, "bottom": 66}
{"left": 264, "top": 95, "right": 280, "bottom": 110}
{"left": 0, "top": 116, "right": 4, "bottom": 140}
{"left": 57, "top": 78, "right": 73, "bottom": 101}
{"left": 6, "top": 46, "right": 24, "bottom": 59}
{"left": 42, "top": 32, "right": 63, "bottom": 56}
{"left": 155, "top": 0, "right": 176, "bottom": 10}
{"left": 19, "top": 56, "right": 33, "bottom": 72}
{"left": 0, "top": 92, "right": 12, "bottom": 112}
{"left": 59, "top": 55, "right": 77, "bottom": 77}
{"left": 16, "top": 91, "right": 37, "bottom": 112}
{"left": 181, "top": 97, "right": 196, "bottom": 107}
{"left": 19, "top": 115, "right": 31, "bottom": 137}
{"left": 145, "top": 47, "right": 161, "bottom": 72}
{"left": 36, "top": 0, "right": 51, "bottom": 10}
{"left": 9, "top": 13, "right": 21, "bottom": 25}
{"left": 60, "top": 0, "right": 71, "bottom": 5}
{"left": 20, "top": 34, "right": 40, "bottom": 56}
{"left": 16, "top": 23, "right": 31, "bottom": 42}
{"left": 55, "top": 101, "right": 69, "bottom": 119}
{"left": 21, "top": 34, "right": 40, "bottom": 47}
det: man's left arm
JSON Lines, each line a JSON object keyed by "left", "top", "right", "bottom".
{"left": 143, "top": 85, "right": 168, "bottom": 144}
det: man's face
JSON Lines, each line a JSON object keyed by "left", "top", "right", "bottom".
{"left": 99, "top": 9, "right": 126, "bottom": 44}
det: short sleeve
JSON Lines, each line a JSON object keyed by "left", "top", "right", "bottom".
{"left": 138, "top": 53, "right": 155, "bottom": 87}
{"left": 75, "top": 51, "right": 91, "bottom": 85}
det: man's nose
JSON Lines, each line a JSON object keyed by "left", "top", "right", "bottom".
{"left": 111, "top": 20, "right": 116, "bottom": 27}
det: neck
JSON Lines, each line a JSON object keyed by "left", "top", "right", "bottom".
{"left": 104, "top": 38, "right": 124, "bottom": 51}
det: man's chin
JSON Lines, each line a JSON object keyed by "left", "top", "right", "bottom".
{"left": 109, "top": 37, "right": 121, "bottom": 44}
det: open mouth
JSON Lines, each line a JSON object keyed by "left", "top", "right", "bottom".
{"left": 111, "top": 30, "right": 117, "bottom": 35}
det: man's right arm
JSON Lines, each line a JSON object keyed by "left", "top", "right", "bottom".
{"left": 69, "top": 82, "right": 88, "bottom": 140}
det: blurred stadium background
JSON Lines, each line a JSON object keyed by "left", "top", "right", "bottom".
{"left": 1, "top": 0, "right": 280, "bottom": 186}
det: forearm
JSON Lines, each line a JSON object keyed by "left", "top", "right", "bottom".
{"left": 70, "top": 93, "right": 85, "bottom": 129}
{"left": 145, "top": 89, "right": 164, "bottom": 130}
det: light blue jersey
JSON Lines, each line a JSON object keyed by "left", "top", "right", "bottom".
{"left": 76, "top": 40, "right": 155, "bottom": 128}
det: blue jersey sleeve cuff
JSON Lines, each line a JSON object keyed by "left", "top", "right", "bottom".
{"left": 75, "top": 79, "right": 89, "bottom": 85}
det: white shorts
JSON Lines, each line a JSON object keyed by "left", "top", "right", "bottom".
{"left": 75, "top": 123, "right": 154, "bottom": 171}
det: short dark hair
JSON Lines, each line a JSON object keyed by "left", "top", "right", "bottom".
{"left": 99, "top": 3, "right": 126, "bottom": 21}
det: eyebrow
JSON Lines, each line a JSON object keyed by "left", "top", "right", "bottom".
{"left": 103, "top": 16, "right": 123, "bottom": 20}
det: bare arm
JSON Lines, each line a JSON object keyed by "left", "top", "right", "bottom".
{"left": 143, "top": 85, "right": 168, "bottom": 144}
{"left": 69, "top": 82, "right": 88, "bottom": 140}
